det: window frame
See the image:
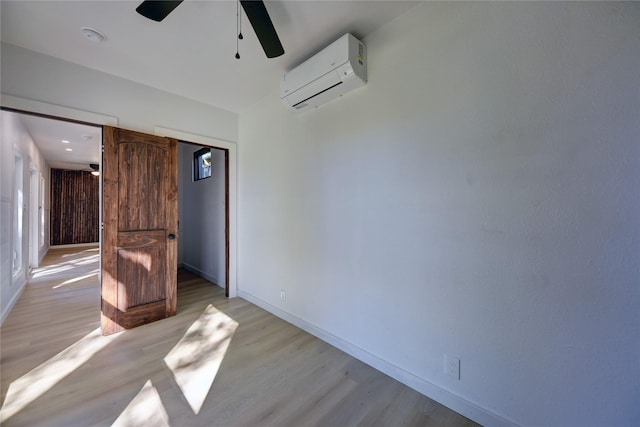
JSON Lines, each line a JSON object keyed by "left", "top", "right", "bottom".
{"left": 193, "top": 147, "right": 212, "bottom": 181}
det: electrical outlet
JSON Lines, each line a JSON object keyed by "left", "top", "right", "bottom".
{"left": 445, "top": 354, "right": 460, "bottom": 380}
{"left": 280, "top": 290, "right": 286, "bottom": 302}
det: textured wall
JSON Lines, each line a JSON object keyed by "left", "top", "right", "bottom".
{"left": 50, "top": 169, "right": 99, "bottom": 245}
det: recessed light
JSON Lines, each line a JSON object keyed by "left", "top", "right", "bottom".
{"left": 62, "top": 140, "right": 70, "bottom": 143}
{"left": 81, "top": 27, "right": 106, "bottom": 43}
{"left": 66, "top": 148, "right": 73, "bottom": 152}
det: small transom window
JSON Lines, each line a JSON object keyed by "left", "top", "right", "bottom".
{"left": 193, "top": 147, "right": 212, "bottom": 181}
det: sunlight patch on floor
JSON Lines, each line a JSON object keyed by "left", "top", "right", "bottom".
{"left": 112, "top": 380, "right": 169, "bottom": 427}
{"left": 53, "top": 270, "right": 99, "bottom": 289}
{"left": 72, "top": 255, "right": 100, "bottom": 266}
{"left": 60, "top": 248, "right": 99, "bottom": 258}
{"left": 30, "top": 264, "right": 73, "bottom": 278}
{"left": 164, "top": 304, "right": 238, "bottom": 414}
{"left": 31, "top": 254, "right": 99, "bottom": 279}
{"left": 0, "top": 328, "right": 117, "bottom": 423}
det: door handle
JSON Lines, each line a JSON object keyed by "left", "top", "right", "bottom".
{"left": 168, "top": 233, "right": 176, "bottom": 240}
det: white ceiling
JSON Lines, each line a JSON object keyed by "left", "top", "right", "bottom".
{"left": 1, "top": 0, "right": 419, "bottom": 114}
{"left": 1, "top": 1, "right": 417, "bottom": 169}
{"left": 11, "top": 112, "right": 102, "bottom": 171}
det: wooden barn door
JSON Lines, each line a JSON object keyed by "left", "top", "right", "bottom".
{"left": 101, "top": 127, "right": 178, "bottom": 336}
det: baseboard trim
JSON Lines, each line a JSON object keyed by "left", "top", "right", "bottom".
{"left": 0, "top": 278, "right": 27, "bottom": 326}
{"left": 38, "top": 245, "right": 49, "bottom": 264}
{"left": 238, "top": 290, "right": 518, "bottom": 427}
{"left": 181, "top": 263, "right": 222, "bottom": 289}
{"left": 50, "top": 242, "right": 98, "bottom": 249}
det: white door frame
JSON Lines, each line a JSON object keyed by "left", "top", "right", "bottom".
{"left": 0, "top": 94, "right": 238, "bottom": 299}
{"left": 154, "top": 126, "right": 238, "bottom": 298}
{"left": 29, "top": 166, "right": 39, "bottom": 269}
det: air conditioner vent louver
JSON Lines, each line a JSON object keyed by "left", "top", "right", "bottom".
{"left": 291, "top": 81, "right": 343, "bottom": 108}
{"left": 281, "top": 34, "right": 367, "bottom": 113}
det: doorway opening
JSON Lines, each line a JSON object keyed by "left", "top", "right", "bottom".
{"left": 178, "top": 141, "right": 230, "bottom": 297}
{"left": 1, "top": 104, "right": 235, "bottom": 332}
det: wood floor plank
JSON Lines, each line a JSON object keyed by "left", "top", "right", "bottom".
{"left": 0, "top": 246, "right": 479, "bottom": 427}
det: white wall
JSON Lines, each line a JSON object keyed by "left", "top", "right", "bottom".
{"left": 1, "top": 43, "right": 238, "bottom": 142}
{"left": 178, "top": 143, "right": 226, "bottom": 287}
{"left": 1, "top": 111, "right": 50, "bottom": 323}
{"left": 238, "top": 2, "right": 640, "bottom": 426}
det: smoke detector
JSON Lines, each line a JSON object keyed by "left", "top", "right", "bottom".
{"left": 81, "top": 27, "right": 106, "bottom": 43}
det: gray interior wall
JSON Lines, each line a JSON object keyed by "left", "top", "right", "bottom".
{"left": 237, "top": 2, "right": 640, "bottom": 426}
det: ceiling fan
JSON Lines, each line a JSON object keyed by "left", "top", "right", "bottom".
{"left": 136, "top": 0, "right": 285, "bottom": 58}
{"left": 51, "top": 162, "right": 101, "bottom": 175}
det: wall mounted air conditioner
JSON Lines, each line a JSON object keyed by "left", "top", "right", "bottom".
{"left": 281, "top": 33, "right": 367, "bottom": 112}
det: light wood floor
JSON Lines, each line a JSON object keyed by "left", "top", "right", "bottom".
{"left": 1, "top": 246, "right": 479, "bottom": 427}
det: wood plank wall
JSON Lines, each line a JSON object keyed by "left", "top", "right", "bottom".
{"left": 50, "top": 169, "right": 99, "bottom": 245}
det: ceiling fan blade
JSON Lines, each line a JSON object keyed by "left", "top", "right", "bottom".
{"left": 136, "top": 0, "right": 183, "bottom": 22}
{"left": 240, "top": 1, "right": 284, "bottom": 58}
